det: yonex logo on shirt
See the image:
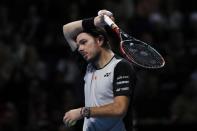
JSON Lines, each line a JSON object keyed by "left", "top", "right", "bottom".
{"left": 104, "top": 72, "right": 111, "bottom": 77}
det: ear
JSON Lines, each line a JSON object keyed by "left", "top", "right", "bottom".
{"left": 96, "top": 35, "right": 104, "bottom": 46}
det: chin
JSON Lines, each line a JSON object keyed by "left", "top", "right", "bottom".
{"left": 86, "top": 58, "right": 92, "bottom": 62}
{"left": 85, "top": 57, "right": 94, "bottom": 62}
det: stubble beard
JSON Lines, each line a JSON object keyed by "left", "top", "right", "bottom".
{"left": 88, "top": 51, "right": 101, "bottom": 66}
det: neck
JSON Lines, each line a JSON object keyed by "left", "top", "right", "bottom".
{"left": 93, "top": 49, "right": 114, "bottom": 69}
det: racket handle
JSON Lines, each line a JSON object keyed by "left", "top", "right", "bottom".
{"left": 104, "top": 15, "right": 119, "bottom": 30}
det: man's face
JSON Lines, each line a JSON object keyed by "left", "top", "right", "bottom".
{"left": 76, "top": 32, "right": 102, "bottom": 62}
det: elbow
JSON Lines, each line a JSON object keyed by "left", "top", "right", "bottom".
{"left": 63, "top": 25, "right": 70, "bottom": 40}
{"left": 63, "top": 25, "right": 67, "bottom": 35}
{"left": 113, "top": 97, "right": 129, "bottom": 117}
{"left": 116, "top": 108, "right": 127, "bottom": 117}
{"left": 63, "top": 24, "right": 67, "bottom": 30}
{"left": 114, "top": 105, "right": 128, "bottom": 117}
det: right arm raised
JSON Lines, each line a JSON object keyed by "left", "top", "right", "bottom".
{"left": 62, "top": 17, "right": 104, "bottom": 51}
{"left": 63, "top": 10, "right": 114, "bottom": 51}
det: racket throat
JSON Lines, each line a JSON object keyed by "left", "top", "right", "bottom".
{"left": 113, "top": 27, "right": 120, "bottom": 36}
{"left": 120, "top": 42, "right": 126, "bottom": 55}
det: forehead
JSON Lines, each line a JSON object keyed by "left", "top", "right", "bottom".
{"left": 76, "top": 32, "right": 92, "bottom": 41}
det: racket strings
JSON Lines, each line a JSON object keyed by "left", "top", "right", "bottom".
{"left": 126, "top": 45, "right": 162, "bottom": 64}
{"left": 118, "top": 31, "right": 165, "bottom": 68}
{"left": 122, "top": 42, "right": 164, "bottom": 68}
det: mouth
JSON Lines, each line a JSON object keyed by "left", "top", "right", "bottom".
{"left": 83, "top": 54, "right": 88, "bottom": 59}
{"left": 81, "top": 52, "right": 88, "bottom": 59}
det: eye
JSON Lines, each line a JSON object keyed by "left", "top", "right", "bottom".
{"left": 80, "top": 40, "right": 87, "bottom": 45}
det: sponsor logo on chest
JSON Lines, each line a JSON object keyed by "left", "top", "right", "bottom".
{"left": 104, "top": 72, "right": 111, "bottom": 77}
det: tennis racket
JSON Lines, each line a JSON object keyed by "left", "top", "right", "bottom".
{"left": 103, "top": 15, "right": 165, "bottom": 69}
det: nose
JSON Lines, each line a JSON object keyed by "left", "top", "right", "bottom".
{"left": 78, "top": 44, "right": 84, "bottom": 52}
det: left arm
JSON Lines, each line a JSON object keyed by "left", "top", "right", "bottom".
{"left": 63, "top": 96, "right": 129, "bottom": 126}
{"left": 87, "top": 60, "right": 136, "bottom": 118}
{"left": 89, "top": 96, "right": 130, "bottom": 118}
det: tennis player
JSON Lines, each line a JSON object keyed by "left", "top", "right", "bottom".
{"left": 62, "top": 10, "right": 136, "bottom": 131}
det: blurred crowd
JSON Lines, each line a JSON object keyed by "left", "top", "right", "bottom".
{"left": 0, "top": 0, "right": 197, "bottom": 131}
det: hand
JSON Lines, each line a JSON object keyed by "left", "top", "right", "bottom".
{"left": 98, "top": 9, "right": 115, "bottom": 21}
{"left": 94, "top": 9, "right": 115, "bottom": 27}
{"left": 98, "top": 9, "right": 113, "bottom": 16}
{"left": 63, "top": 108, "right": 82, "bottom": 127}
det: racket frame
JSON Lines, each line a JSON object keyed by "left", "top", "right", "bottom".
{"left": 103, "top": 15, "right": 165, "bottom": 69}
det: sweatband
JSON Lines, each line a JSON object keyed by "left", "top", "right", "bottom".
{"left": 82, "top": 17, "right": 96, "bottom": 31}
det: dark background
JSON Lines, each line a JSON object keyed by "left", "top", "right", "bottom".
{"left": 0, "top": 0, "right": 197, "bottom": 131}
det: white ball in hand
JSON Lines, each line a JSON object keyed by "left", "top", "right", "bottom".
{"left": 67, "top": 121, "right": 77, "bottom": 127}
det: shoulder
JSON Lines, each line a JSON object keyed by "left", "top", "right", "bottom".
{"left": 114, "top": 55, "right": 135, "bottom": 73}
{"left": 112, "top": 56, "right": 137, "bottom": 97}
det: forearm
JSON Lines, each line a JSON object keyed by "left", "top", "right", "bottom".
{"left": 63, "top": 20, "right": 83, "bottom": 39}
{"left": 91, "top": 103, "right": 126, "bottom": 118}
{"left": 83, "top": 96, "right": 130, "bottom": 118}
{"left": 63, "top": 20, "right": 83, "bottom": 51}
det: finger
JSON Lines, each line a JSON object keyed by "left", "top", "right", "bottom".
{"left": 98, "top": 10, "right": 113, "bottom": 17}
{"left": 109, "top": 16, "right": 115, "bottom": 21}
{"left": 63, "top": 118, "right": 71, "bottom": 126}
{"left": 63, "top": 113, "right": 68, "bottom": 121}
{"left": 63, "top": 113, "right": 70, "bottom": 124}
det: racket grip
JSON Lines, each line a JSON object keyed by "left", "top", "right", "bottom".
{"left": 104, "top": 15, "right": 119, "bottom": 30}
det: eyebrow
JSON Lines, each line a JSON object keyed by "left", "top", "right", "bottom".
{"left": 78, "top": 39, "right": 87, "bottom": 44}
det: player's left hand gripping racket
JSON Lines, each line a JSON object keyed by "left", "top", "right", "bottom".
{"left": 103, "top": 15, "right": 165, "bottom": 69}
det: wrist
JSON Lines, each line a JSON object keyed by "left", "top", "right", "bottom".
{"left": 82, "top": 17, "right": 96, "bottom": 31}
{"left": 80, "top": 107, "right": 91, "bottom": 119}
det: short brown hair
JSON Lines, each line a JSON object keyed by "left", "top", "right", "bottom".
{"left": 83, "top": 27, "right": 111, "bottom": 49}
